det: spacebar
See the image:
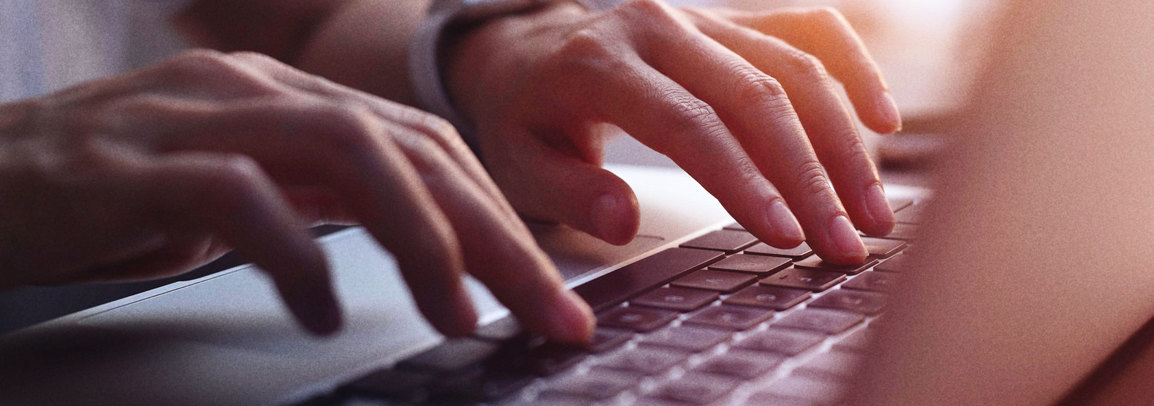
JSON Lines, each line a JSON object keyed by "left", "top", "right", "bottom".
{"left": 573, "top": 248, "right": 724, "bottom": 312}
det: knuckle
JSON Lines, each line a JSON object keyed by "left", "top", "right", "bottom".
{"left": 162, "top": 50, "right": 280, "bottom": 95}
{"left": 392, "top": 130, "right": 445, "bottom": 171}
{"left": 400, "top": 107, "right": 464, "bottom": 148}
{"left": 550, "top": 29, "right": 617, "bottom": 70}
{"left": 793, "top": 159, "right": 832, "bottom": 198}
{"left": 831, "top": 134, "right": 872, "bottom": 171}
{"left": 735, "top": 73, "right": 788, "bottom": 107}
{"left": 166, "top": 49, "right": 238, "bottom": 76}
{"left": 228, "top": 51, "right": 280, "bottom": 66}
{"left": 621, "top": 0, "right": 674, "bottom": 21}
{"left": 200, "top": 155, "right": 265, "bottom": 210}
{"left": 669, "top": 97, "right": 718, "bottom": 130}
{"left": 314, "top": 105, "right": 382, "bottom": 156}
{"left": 785, "top": 51, "right": 831, "bottom": 80}
{"left": 57, "top": 137, "right": 116, "bottom": 171}
{"left": 807, "top": 6, "right": 847, "bottom": 26}
{"left": 212, "top": 155, "right": 263, "bottom": 188}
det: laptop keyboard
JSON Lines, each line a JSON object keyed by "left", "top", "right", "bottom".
{"left": 299, "top": 199, "right": 920, "bottom": 405}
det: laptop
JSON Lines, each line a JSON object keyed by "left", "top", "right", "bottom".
{"left": 4, "top": 0, "right": 1154, "bottom": 404}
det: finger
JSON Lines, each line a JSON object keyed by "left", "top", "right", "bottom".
{"left": 283, "top": 186, "right": 358, "bottom": 225}
{"left": 136, "top": 152, "right": 341, "bottom": 335}
{"left": 145, "top": 99, "right": 483, "bottom": 337}
{"left": 390, "top": 129, "right": 594, "bottom": 345}
{"left": 628, "top": 4, "right": 868, "bottom": 263}
{"left": 546, "top": 40, "right": 805, "bottom": 249}
{"left": 79, "top": 236, "right": 228, "bottom": 283}
{"left": 719, "top": 7, "right": 901, "bottom": 133}
{"left": 487, "top": 126, "right": 640, "bottom": 245}
{"left": 227, "top": 52, "right": 520, "bottom": 222}
{"left": 687, "top": 12, "right": 895, "bottom": 236}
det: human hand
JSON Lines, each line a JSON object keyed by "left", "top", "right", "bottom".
{"left": 446, "top": 1, "right": 900, "bottom": 264}
{"left": 0, "top": 51, "right": 593, "bottom": 343}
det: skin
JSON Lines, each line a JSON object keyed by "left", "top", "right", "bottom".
{"left": 0, "top": 0, "right": 899, "bottom": 345}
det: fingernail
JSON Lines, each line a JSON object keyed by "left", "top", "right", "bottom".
{"left": 877, "top": 91, "right": 902, "bottom": 133}
{"left": 829, "top": 215, "right": 868, "bottom": 258}
{"left": 547, "top": 290, "right": 595, "bottom": 345}
{"left": 864, "top": 184, "right": 896, "bottom": 228}
{"left": 766, "top": 200, "right": 805, "bottom": 243}
{"left": 592, "top": 194, "right": 625, "bottom": 244}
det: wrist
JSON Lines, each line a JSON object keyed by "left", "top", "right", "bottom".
{"left": 442, "top": 2, "right": 589, "bottom": 131}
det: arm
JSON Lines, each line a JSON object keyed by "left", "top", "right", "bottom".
{"left": 173, "top": 0, "right": 430, "bottom": 105}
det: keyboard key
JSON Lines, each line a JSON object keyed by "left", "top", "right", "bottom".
{"left": 574, "top": 248, "right": 724, "bottom": 312}
{"left": 775, "top": 309, "right": 864, "bottom": 335}
{"left": 530, "top": 392, "right": 607, "bottom": 406}
{"left": 671, "top": 269, "right": 757, "bottom": 293}
{"left": 433, "top": 367, "right": 533, "bottom": 401}
{"left": 639, "top": 326, "right": 732, "bottom": 352}
{"left": 724, "top": 285, "right": 811, "bottom": 310}
{"left": 895, "top": 204, "right": 924, "bottom": 224}
{"left": 680, "top": 229, "right": 759, "bottom": 253}
{"left": 634, "top": 397, "right": 711, "bottom": 406}
{"left": 593, "top": 347, "right": 687, "bottom": 375}
{"left": 860, "top": 237, "right": 907, "bottom": 258}
{"left": 473, "top": 316, "right": 523, "bottom": 341}
{"left": 809, "top": 290, "right": 887, "bottom": 315}
{"left": 723, "top": 222, "right": 746, "bottom": 231}
{"left": 741, "top": 394, "right": 825, "bottom": 406}
{"left": 341, "top": 368, "right": 433, "bottom": 401}
{"left": 871, "top": 223, "right": 917, "bottom": 240}
{"left": 396, "top": 338, "right": 499, "bottom": 374}
{"left": 793, "top": 256, "right": 878, "bottom": 275}
{"left": 795, "top": 350, "right": 866, "bottom": 381}
{"left": 708, "top": 254, "right": 793, "bottom": 275}
{"left": 652, "top": 373, "right": 738, "bottom": 404}
{"left": 843, "top": 271, "right": 899, "bottom": 293}
{"left": 683, "top": 305, "right": 774, "bottom": 331}
{"left": 541, "top": 371, "right": 639, "bottom": 401}
{"left": 760, "top": 267, "right": 846, "bottom": 291}
{"left": 597, "top": 306, "right": 678, "bottom": 332}
{"left": 875, "top": 255, "right": 909, "bottom": 273}
{"left": 693, "top": 350, "right": 783, "bottom": 379}
{"left": 735, "top": 328, "right": 825, "bottom": 356}
{"left": 525, "top": 341, "right": 587, "bottom": 376}
{"left": 834, "top": 328, "right": 876, "bottom": 351}
{"left": 744, "top": 242, "right": 813, "bottom": 259}
{"left": 588, "top": 328, "right": 632, "bottom": 353}
{"left": 889, "top": 197, "right": 914, "bottom": 212}
{"left": 630, "top": 286, "right": 719, "bottom": 312}
{"left": 750, "top": 376, "right": 847, "bottom": 405}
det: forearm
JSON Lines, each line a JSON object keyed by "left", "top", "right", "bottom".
{"left": 175, "top": 0, "right": 431, "bottom": 106}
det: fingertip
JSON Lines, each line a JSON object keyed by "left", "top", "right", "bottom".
{"left": 544, "top": 290, "right": 595, "bottom": 346}
{"left": 413, "top": 273, "right": 478, "bottom": 338}
{"left": 763, "top": 199, "right": 806, "bottom": 248}
{"left": 592, "top": 192, "right": 641, "bottom": 246}
{"left": 280, "top": 276, "right": 344, "bottom": 336}
{"left": 823, "top": 214, "right": 869, "bottom": 265}
{"left": 858, "top": 183, "right": 896, "bottom": 236}
{"left": 867, "top": 91, "right": 902, "bottom": 134}
{"left": 440, "top": 291, "right": 480, "bottom": 338}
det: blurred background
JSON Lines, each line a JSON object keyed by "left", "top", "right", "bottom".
{"left": 0, "top": 0, "right": 1002, "bottom": 333}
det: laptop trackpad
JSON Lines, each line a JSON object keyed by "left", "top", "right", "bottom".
{"left": 529, "top": 222, "right": 666, "bottom": 282}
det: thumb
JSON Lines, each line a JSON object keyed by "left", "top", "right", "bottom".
{"left": 488, "top": 132, "right": 640, "bottom": 245}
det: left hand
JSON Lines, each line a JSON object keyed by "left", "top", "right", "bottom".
{"left": 444, "top": 0, "right": 901, "bottom": 265}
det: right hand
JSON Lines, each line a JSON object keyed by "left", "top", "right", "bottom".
{"left": 0, "top": 50, "right": 593, "bottom": 344}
